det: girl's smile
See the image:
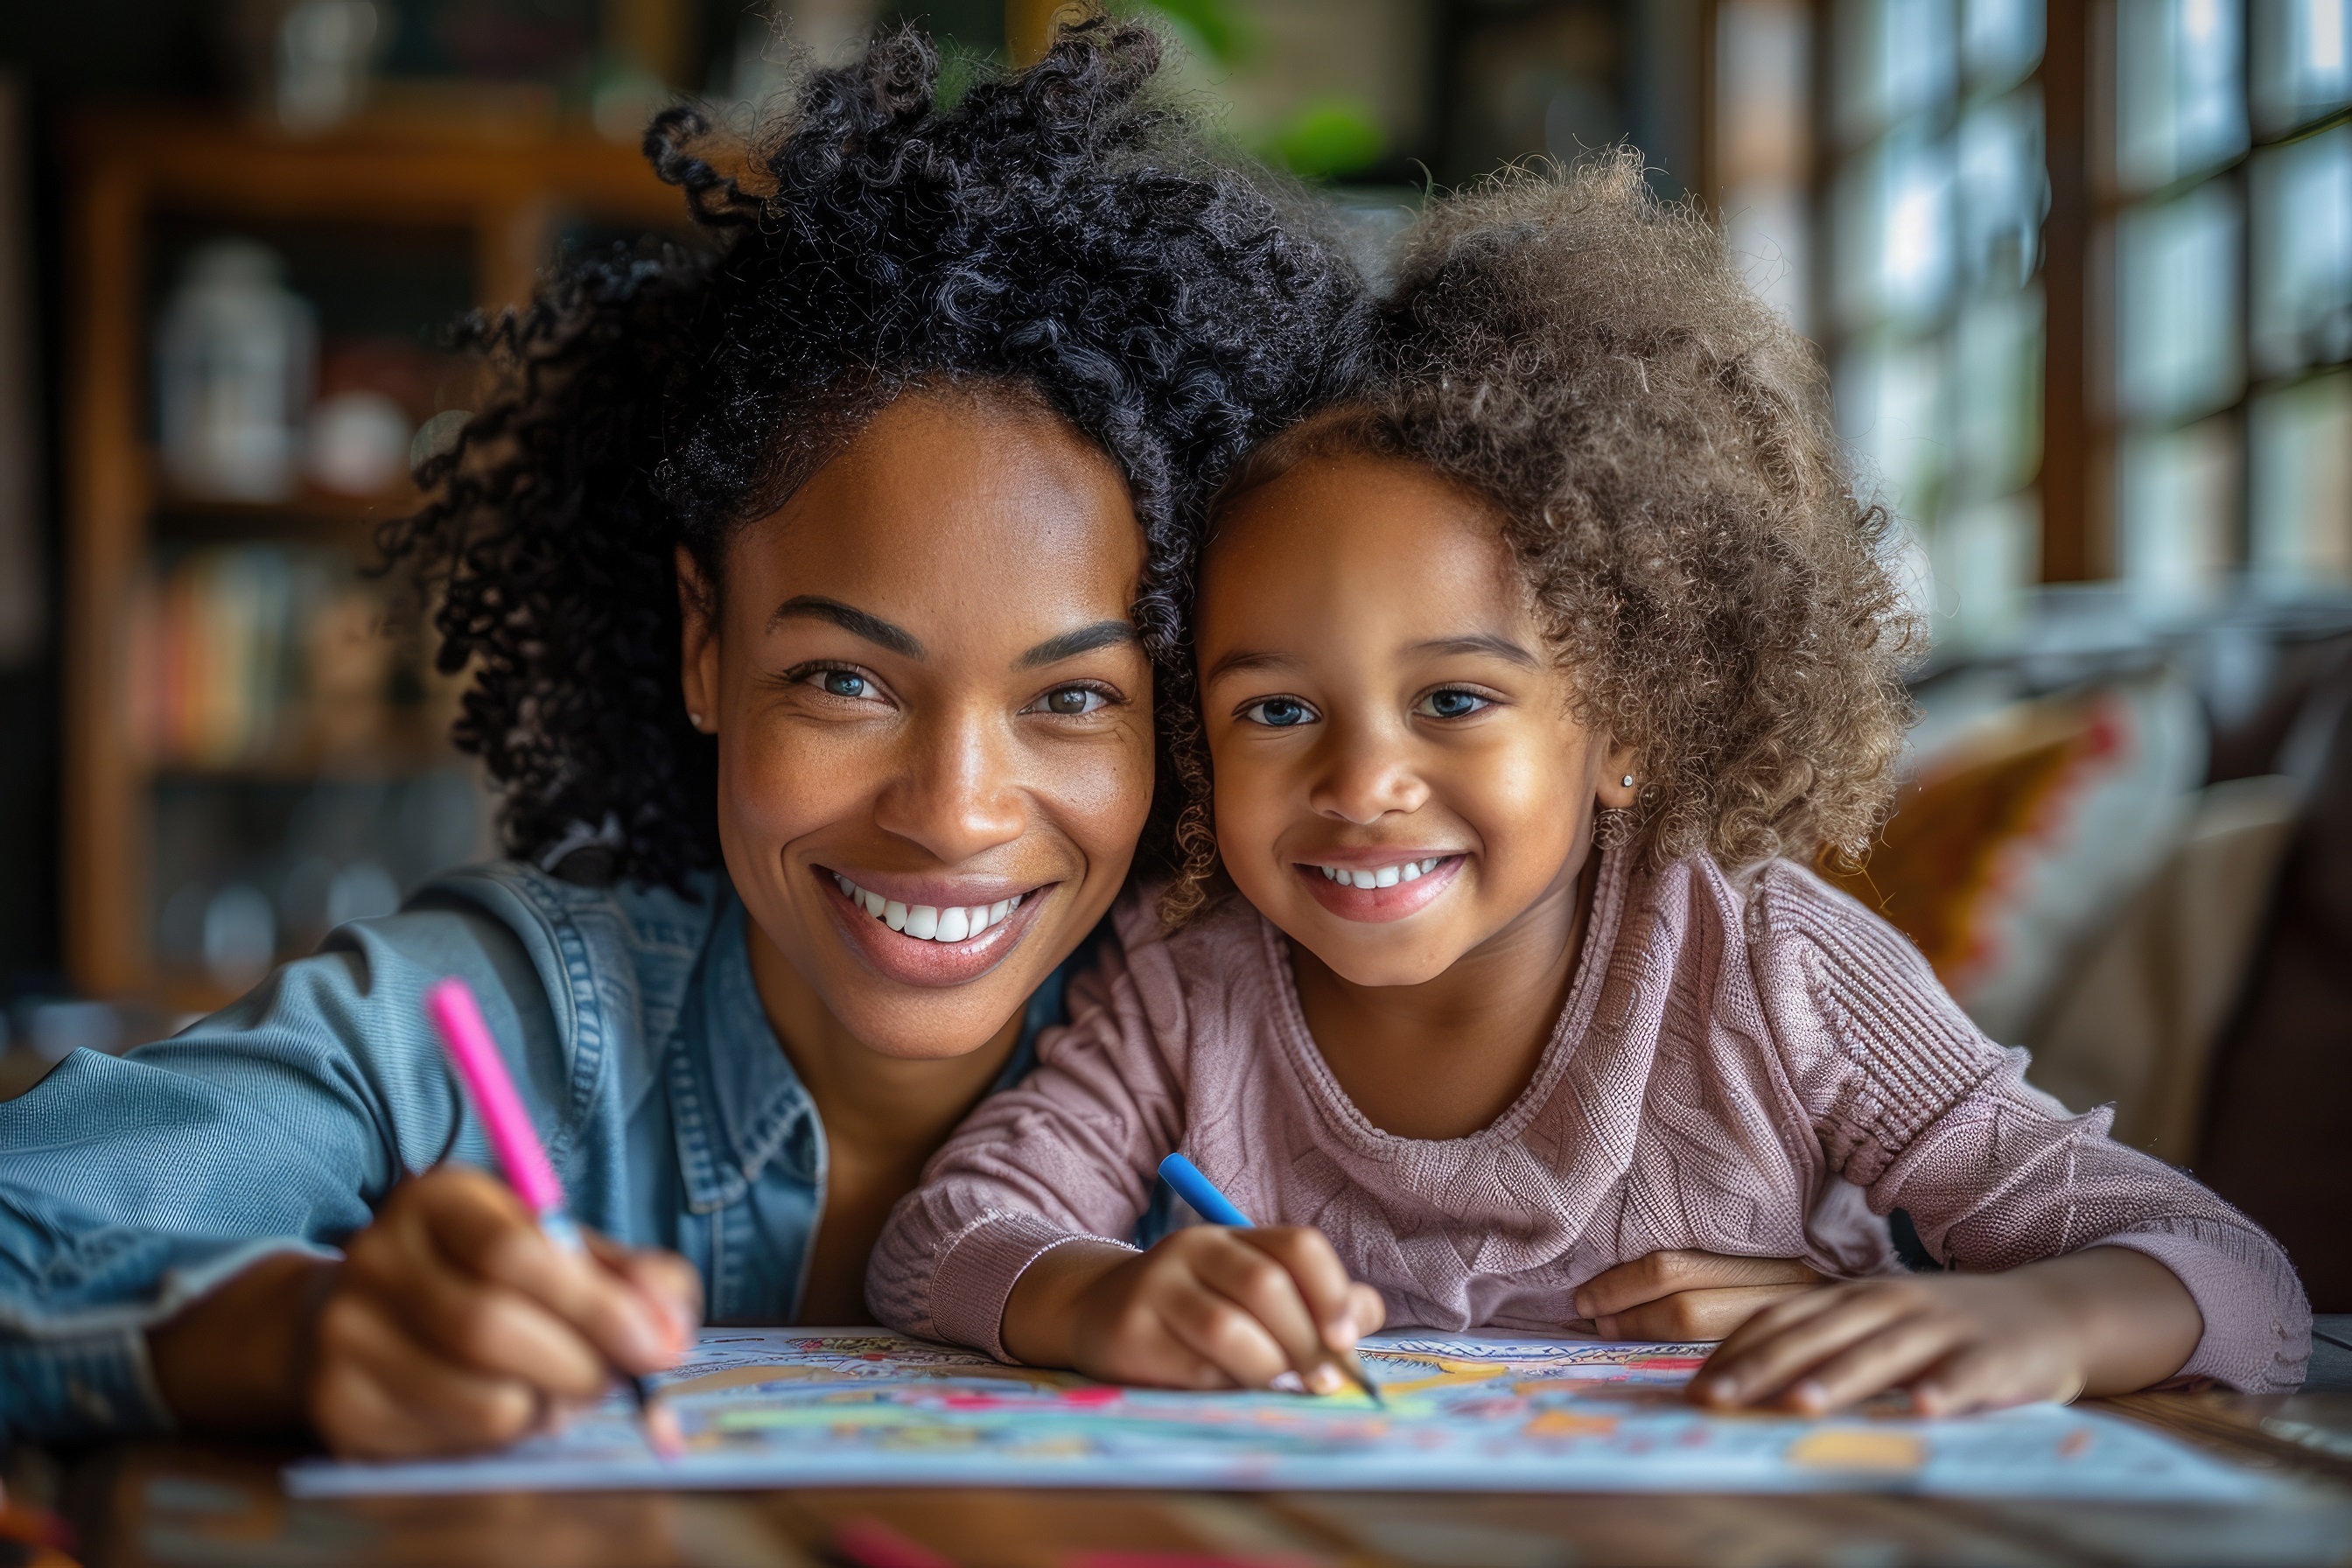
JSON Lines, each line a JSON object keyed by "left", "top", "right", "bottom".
{"left": 1293, "top": 851, "right": 1462, "bottom": 922}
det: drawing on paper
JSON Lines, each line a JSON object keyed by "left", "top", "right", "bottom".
{"left": 284, "top": 1328, "right": 2268, "bottom": 1500}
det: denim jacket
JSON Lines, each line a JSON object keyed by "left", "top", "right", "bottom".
{"left": 0, "top": 861, "right": 1066, "bottom": 1442}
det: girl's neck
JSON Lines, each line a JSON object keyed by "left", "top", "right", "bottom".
{"left": 1287, "top": 850, "right": 1601, "bottom": 1141}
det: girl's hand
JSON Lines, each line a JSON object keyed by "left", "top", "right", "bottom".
{"left": 150, "top": 1165, "right": 703, "bottom": 1458}
{"left": 1689, "top": 1247, "right": 2205, "bottom": 1417}
{"left": 1003, "top": 1230, "right": 1385, "bottom": 1392}
{"left": 1571, "top": 1250, "right": 1823, "bottom": 1340}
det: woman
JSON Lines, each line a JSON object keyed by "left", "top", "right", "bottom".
{"left": 0, "top": 20, "right": 1356, "bottom": 1456}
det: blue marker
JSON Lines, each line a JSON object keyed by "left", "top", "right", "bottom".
{"left": 1156, "top": 1153, "right": 1386, "bottom": 1406}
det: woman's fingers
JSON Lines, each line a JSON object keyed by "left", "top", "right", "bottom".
{"left": 1574, "top": 1250, "right": 1821, "bottom": 1321}
{"left": 586, "top": 1235, "right": 705, "bottom": 1348}
{"left": 1691, "top": 1283, "right": 1922, "bottom": 1407}
{"left": 311, "top": 1289, "right": 544, "bottom": 1457}
{"left": 364, "top": 1230, "right": 610, "bottom": 1401}
{"left": 1593, "top": 1282, "right": 1816, "bottom": 1342}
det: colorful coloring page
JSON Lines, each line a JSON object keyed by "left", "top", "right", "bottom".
{"left": 284, "top": 1327, "right": 2270, "bottom": 1500}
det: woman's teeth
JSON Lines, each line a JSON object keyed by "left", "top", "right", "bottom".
{"left": 832, "top": 873, "right": 1023, "bottom": 943}
{"left": 1313, "top": 858, "right": 1441, "bottom": 889}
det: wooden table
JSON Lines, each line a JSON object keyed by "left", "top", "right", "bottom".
{"left": 15, "top": 1389, "right": 2352, "bottom": 1568}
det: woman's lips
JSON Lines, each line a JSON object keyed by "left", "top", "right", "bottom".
{"left": 818, "top": 868, "right": 1052, "bottom": 988}
{"left": 1293, "top": 854, "right": 1464, "bottom": 923}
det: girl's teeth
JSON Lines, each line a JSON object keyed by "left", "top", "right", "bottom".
{"left": 1317, "top": 857, "right": 1442, "bottom": 887}
{"left": 833, "top": 874, "right": 1025, "bottom": 943}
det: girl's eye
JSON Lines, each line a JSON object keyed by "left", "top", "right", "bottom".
{"left": 1418, "top": 689, "right": 1491, "bottom": 720}
{"left": 1037, "top": 686, "right": 1109, "bottom": 717}
{"left": 1242, "top": 696, "right": 1316, "bottom": 728}
{"left": 818, "top": 669, "right": 870, "bottom": 699}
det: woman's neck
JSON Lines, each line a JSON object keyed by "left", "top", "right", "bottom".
{"left": 744, "top": 919, "right": 1025, "bottom": 1323}
{"left": 1288, "top": 850, "right": 1600, "bottom": 1141}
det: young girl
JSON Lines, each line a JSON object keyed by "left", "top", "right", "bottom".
{"left": 870, "top": 156, "right": 2313, "bottom": 1411}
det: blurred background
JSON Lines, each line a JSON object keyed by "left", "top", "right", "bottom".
{"left": 0, "top": 0, "right": 2347, "bottom": 1297}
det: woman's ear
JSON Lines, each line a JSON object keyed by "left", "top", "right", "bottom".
{"left": 676, "top": 544, "right": 718, "bottom": 735}
{"left": 1595, "top": 739, "right": 1641, "bottom": 810}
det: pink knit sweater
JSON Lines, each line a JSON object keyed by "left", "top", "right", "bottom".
{"left": 869, "top": 849, "right": 2311, "bottom": 1392}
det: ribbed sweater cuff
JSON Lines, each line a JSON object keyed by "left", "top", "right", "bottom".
{"left": 928, "top": 1213, "right": 1136, "bottom": 1363}
{"left": 2090, "top": 1232, "right": 2312, "bottom": 1393}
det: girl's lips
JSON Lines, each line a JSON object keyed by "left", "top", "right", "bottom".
{"left": 1293, "top": 854, "right": 1464, "bottom": 923}
{"left": 819, "top": 869, "right": 1054, "bottom": 988}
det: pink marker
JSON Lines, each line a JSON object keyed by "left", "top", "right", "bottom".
{"left": 424, "top": 976, "right": 682, "bottom": 1457}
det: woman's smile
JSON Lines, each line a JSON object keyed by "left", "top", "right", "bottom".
{"left": 821, "top": 866, "right": 1058, "bottom": 987}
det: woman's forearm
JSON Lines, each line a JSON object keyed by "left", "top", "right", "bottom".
{"left": 145, "top": 1252, "right": 333, "bottom": 1432}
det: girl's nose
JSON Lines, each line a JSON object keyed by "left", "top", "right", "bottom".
{"left": 871, "top": 707, "right": 1027, "bottom": 864}
{"left": 1305, "top": 718, "right": 1431, "bottom": 824}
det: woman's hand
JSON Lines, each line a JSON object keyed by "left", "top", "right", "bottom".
{"left": 1689, "top": 1246, "right": 2205, "bottom": 1417}
{"left": 1003, "top": 1230, "right": 1385, "bottom": 1392}
{"left": 1572, "top": 1250, "right": 1824, "bottom": 1340}
{"left": 150, "top": 1165, "right": 702, "bottom": 1458}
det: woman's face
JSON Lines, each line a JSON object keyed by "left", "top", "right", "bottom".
{"left": 680, "top": 390, "right": 1155, "bottom": 1059}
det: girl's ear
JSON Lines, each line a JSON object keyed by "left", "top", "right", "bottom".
{"left": 676, "top": 544, "right": 718, "bottom": 735}
{"left": 1595, "top": 739, "right": 1641, "bottom": 810}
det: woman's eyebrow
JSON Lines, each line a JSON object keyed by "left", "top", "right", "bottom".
{"left": 1018, "top": 620, "right": 1140, "bottom": 668}
{"left": 1410, "top": 633, "right": 1539, "bottom": 668}
{"left": 767, "top": 595, "right": 924, "bottom": 658}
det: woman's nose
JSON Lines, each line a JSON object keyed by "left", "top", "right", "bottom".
{"left": 1305, "top": 718, "right": 1431, "bottom": 825}
{"left": 870, "top": 708, "right": 1027, "bottom": 864}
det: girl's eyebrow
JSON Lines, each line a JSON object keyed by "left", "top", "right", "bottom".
{"left": 1203, "top": 648, "right": 1306, "bottom": 685}
{"left": 1411, "top": 633, "right": 1538, "bottom": 668}
{"left": 768, "top": 595, "right": 924, "bottom": 657}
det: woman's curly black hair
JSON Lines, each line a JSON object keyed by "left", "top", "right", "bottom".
{"left": 381, "top": 16, "right": 1366, "bottom": 891}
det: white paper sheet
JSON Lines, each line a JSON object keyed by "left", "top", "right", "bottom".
{"left": 284, "top": 1327, "right": 2272, "bottom": 1500}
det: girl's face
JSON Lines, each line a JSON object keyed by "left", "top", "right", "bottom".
{"left": 1197, "top": 453, "right": 1634, "bottom": 988}
{"left": 681, "top": 391, "right": 1155, "bottom": 1058}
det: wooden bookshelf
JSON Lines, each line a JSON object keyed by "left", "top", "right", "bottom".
{"left": 63, "top": 109, "right": 682, "bottom": 1003}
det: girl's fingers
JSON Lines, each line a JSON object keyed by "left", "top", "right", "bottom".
{"left": 1157, "top": 1267, "right": 1298, "bottom": 1390}
{"left": 1192, "top": 1234, "right": 1340, "bottom": 1390}
{"left": 1574, "top": 1251, "right": 1821, "bottom": 1320}
{"left": 1693, "top": 1284, "right": 1921, "bottom": 1407}
{"left": 1594, "top": 1282, "right": 1814, "bottom": 1343}
{"left": 313, "top": 1289, "right": 542, "bottom": 1454}
{"left": 1345, "top": 1282, "right": 1387, "bottom": 1339}
{"left": 1240, "top": 1228, "right": 1363, "bottom": 1346}
{"left": 1767, "top": 1311, "right": 1958, "bottom": 1414}
{"left": 1911, "top": 1340, "right": 2083, "bottom": 1418}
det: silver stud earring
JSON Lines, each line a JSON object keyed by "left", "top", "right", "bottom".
{"left": 1621, "top": 774, "right": 1635, "bottom": 788}
{"left": 689, "top": 712, "right": 704, "bottom": 730}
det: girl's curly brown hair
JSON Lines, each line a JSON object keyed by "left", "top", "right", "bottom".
{"left": 1161, "top": 151, "right": 1921, "bottom": 924}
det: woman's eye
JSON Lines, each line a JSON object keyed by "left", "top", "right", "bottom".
{"left": 1242, "top": 696, "right": 1315, "bottom": 728}
{"left": 1039, "top": 686, "right": 1109, "bottom": 717}
{"left": 818, "top": 670, "right": 869, "bottom": 699}
{"left": 1418, "top": 689, "right": 1490, "bottom": 719}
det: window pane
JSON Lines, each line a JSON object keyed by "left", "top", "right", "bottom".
{"left": 2120, "top": 416, "right": 2241, "bottom": 615}
{"left": 1952, "top": 284, "right": 2046, "bottom": 495}
{"left": 1834, "top": 0, "right": 1957, "bottom": 145}
{"left": 2252, "top": 0, "right": 2352, "bottom": 134}
{"left": 1957, "top": 88, "right": 2048, "bottom": 290}
{"left": 2250, "top": 125, "right": 2352, "bottom": 377}
{"left": 2117, "top": 0, "right": 2250, "bottom": 192}
{"left": 1833, "top": 127, "right": 1957, "bottom": 327}
{"left": 1963, "top": 0, "right": 2047, "bottom": 92}
{"left": 1935, "top": 493, "right": 2040, "bottom": 646}
{"left": 1726, "top": 182, "right": 1814, "bottom": 332}
{"left": 2250, "top": 370, "right": 2352, "bottom": 590}
{"left": 1838, "top": 328, "right": 1950, "bottom": 524}
{"left": 2116, "top": 182, "right": 2245, "bottom": 422}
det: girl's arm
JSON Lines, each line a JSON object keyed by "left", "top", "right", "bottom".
{"left": 1717, "top": 864, "right": 2311, "bottom": 1410}
{"left": 867, "top": 915, "right": 1380, "bottom": 1390}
